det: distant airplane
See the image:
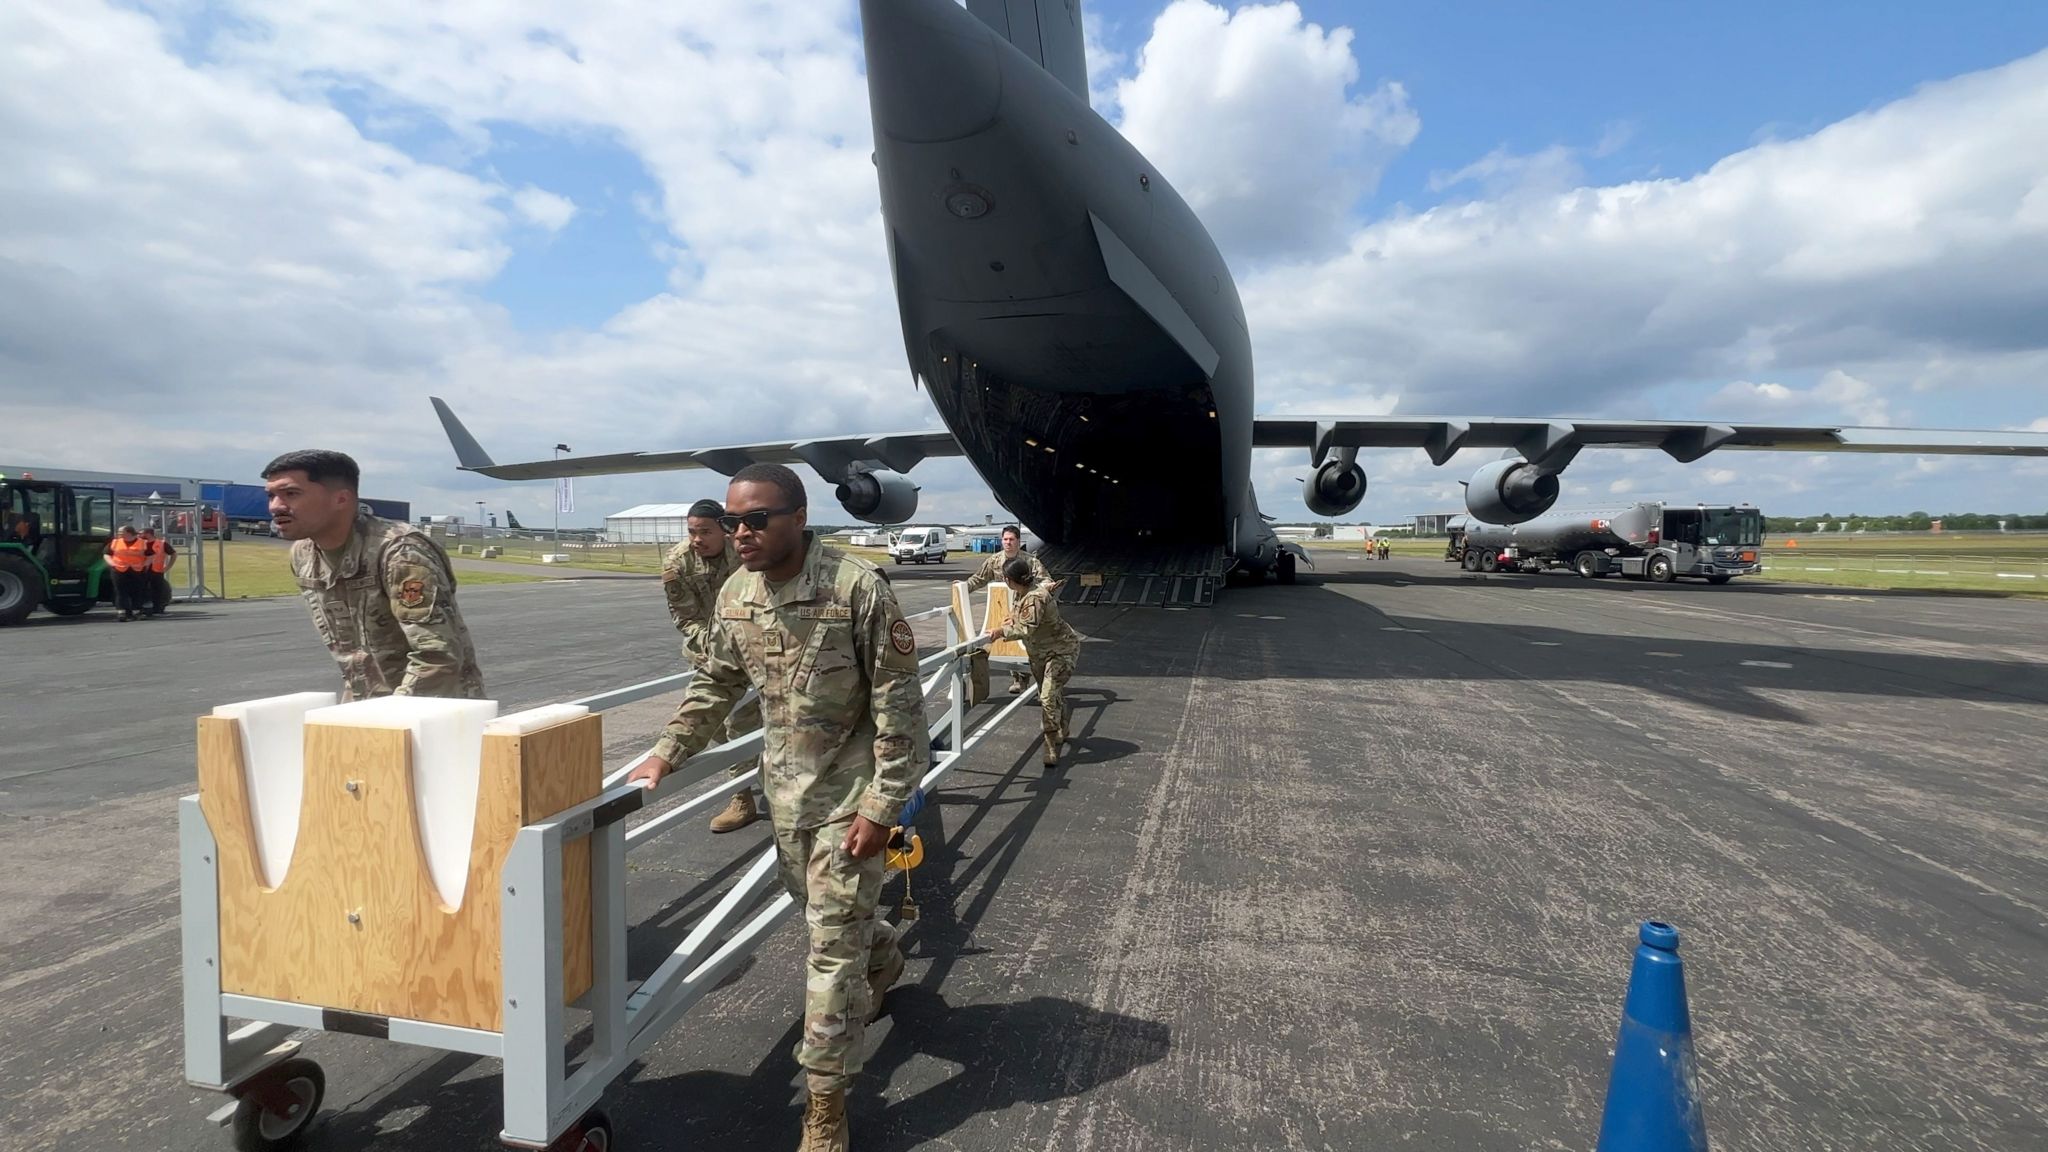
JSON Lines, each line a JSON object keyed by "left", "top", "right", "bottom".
{"left": 434, "top": 0, "right": 2048, "bottom": 600}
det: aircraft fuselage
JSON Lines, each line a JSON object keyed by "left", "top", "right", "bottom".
{"left": 861, "top": 0, "right": 1276, "bottom": 570}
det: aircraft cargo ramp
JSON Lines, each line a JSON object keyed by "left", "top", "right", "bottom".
{"left": 1038, "top": 543, "right": 1229, "bottom": 608}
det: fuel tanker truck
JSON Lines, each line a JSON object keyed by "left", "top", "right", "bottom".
{"left": 1450, "top": 501, "right": 1764, "bottom": 584}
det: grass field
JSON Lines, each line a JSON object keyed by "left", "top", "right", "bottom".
{"left": 443, "top": 538, "right": 897, "bottom": 574}
{"left": 192, "top": 540, "right": 545, "bottom": 599}
{"left": 1756, "top": 534, "right": 2048, "bottom": 595}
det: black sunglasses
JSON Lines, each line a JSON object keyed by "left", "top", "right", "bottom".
{"left": 717, "top": 507, "right": 798, "bottom": 533}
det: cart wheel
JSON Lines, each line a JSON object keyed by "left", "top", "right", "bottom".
{"left": 547, "top": 1109, "right": 613, "bottom": 1152}
{"left": 229, "top": 1058, "right": 324, "bottom": 1152}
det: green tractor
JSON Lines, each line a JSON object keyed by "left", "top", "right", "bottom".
{"left": 1, "top": 476, "right": 120, "bottom": 625}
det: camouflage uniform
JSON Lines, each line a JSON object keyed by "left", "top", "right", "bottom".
{"left": 962, "top": 548, "right": 1049, "bottom": 592}
{"left": 964, "top": 549, "right": 1049, "bottom": 691}
{"left": 291, "top": 510, "right": 484, "bottom": 701}
{"left": 651, "top": 532, "right": 925, "bottom": 1090}
{"left": 993, "top": 580, "right": 1080, "bottom": 748}
{"left": 661, "top": 538, "right": 762, "bottom": 776}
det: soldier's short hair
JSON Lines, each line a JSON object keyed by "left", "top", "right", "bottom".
{"left": 1001, "top": 524, "right": 1021, "bottom": 539}
{"left": 687, "top": 499, "right": 724, "bottom": 520}
{"left": 262, "top": 450, "right": 361, "bottom": 492}
{"left": 731, "top": 463, "right": 806, "bottom": 510}
{"left": 1003, "top": 557, "right": 1035, "bottom": 585}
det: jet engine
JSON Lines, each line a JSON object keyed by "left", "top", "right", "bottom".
{"left": 835, "top": 464, "right": 919, "bottom": 525}
{"left": 1464, "top": 458, "right": 1562, "bottom": 524}
{"left": 1302, "top": 457, "right": 1368, "bottom": 518}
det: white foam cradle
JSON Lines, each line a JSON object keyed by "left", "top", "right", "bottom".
{"left": 179, "top": 605, "right": 1032, "bottom": 1151}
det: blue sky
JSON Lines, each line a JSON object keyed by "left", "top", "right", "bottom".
{"left": 1099, "top": 1, "right": 2048, "bottom": 209}
{"left": 449, "top": 1, "right": 2048, "bottom": 337}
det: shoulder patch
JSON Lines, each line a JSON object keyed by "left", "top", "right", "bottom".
{"left": 398, "top": 577, "right": 428, "bottom": 608}
{"left": 890, "top": 618, "right": 916, "bottom": 655}
{"left": 661, "top": 569, "right": 680, "bottom": 583}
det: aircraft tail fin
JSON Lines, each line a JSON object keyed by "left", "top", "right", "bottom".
{"left": 505, "top": 510, "right": 523, "bottom": 530}
{"left": 430, "top": 397, "right": 497, "bottom": 471}
{"left": 966, "top": 0, "right": 1089, "bottom": 105}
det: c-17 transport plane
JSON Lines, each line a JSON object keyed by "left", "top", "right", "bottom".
{"left": 435, "top": 0, "right": 2048, "bottom": 606}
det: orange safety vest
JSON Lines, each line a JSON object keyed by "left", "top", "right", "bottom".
{"left": 146, "top": 540, "right": 172, "bottom": 573}
{"left": 107, "top": 537, "right": 148, "bottom": 572}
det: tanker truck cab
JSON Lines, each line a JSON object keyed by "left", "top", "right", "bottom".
{"left": 890, "top": 526, "right": 948, "bottom": 564}
{"left": 1650, "top": 505, "right": 1764, "bottom": 583}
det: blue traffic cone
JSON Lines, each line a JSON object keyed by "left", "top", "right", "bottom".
{"left": 1595, "top": 921, "right": 1709, "bottom": 1151}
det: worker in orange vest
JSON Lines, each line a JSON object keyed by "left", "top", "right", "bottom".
{"left": 142, "top": 526, "right": 177, "bottom": 615}
{"left": 104, "top": 525, "right": 151, "bottom": 621}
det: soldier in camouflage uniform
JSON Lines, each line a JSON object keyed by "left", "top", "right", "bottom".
{"left": 963, "top": 524, "right": 1050, "bottom": 694}
{"left": 264, "top": 450, "right": 484, "bottom": 701}
{"left": 661, "top": 498, "right": 766, "bottom": 832}
{"left": 985, "top": 557, "right": 1081, "bottom": 767}
{"left": 627, "top": 464, "right": 923, "bottom": 1152}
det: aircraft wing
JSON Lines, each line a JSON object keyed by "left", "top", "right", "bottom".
{"left": 431, "top": 397, "right": 964, "bottom": 480}
{"left": 1253, "top": 415, "right": 2048, "bottom": 467}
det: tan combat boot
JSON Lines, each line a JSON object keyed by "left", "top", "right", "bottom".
{"left": 798, "top": 1084, "right": 848, "bottom": 1152}
{"left": 709, "top": 790, "right": 759, "bottom": 833}
{"left": 867, "top": 947, "right": 905, "bottom": 1022}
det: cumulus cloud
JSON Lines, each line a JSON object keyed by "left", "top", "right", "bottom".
{"left": 1711, "top": 370, "right": 1895, "bottom": 426}
{"left": 510, "top": 186, "right": 577, "bottom": 231}
{"left": 1243, "top": 46, "right": 2048, "bottom": 438}
{"left": 1114, "top": 1, "right": 1419, "bottom": 264}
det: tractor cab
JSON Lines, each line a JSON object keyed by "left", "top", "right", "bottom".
{"left": 0, "top": 476, "right": 119, "bottom": 625}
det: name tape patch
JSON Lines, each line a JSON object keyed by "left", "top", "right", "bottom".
{"left": 719, "top": 606, "right": 751, "bottom": 619}
{"left": 800, "top": 605, "right": 853, "bottom": 620}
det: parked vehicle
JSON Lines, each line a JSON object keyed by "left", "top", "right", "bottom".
{"left": 890, "top": 526, "right": 949, "bottom": 564}
{"left": 1453, "top": 502, "right": 1764, "bottom": 584}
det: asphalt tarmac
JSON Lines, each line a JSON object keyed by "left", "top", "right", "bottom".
{"left": 1, "top": 554, "right": 2042, "bottom": 1151}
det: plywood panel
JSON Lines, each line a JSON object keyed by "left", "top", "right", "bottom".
{"left": 982, "top": 582, "right": 1029, "bottom": 660}
{"left": 950, "top": 581, "right": 972, "bottom": 645}
{"left": 201, "top": 711, "right": 602, "bottom": 1031}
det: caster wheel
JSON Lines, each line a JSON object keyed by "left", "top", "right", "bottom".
{"left": 547, "top": 1109, "right": 613, "bottom": 1152}
{"left": 229, "top": 1058, "right": 324, "bottom": 1151}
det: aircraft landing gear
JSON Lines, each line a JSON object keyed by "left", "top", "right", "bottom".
{"left": 1277, "top": 552, "right": 1297, "bottom": 584}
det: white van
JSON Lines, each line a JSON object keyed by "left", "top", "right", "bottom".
{"left": 890, "top": 526, "right": 949, "bottom": 564}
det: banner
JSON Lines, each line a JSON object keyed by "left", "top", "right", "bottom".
{"left": 554, "top": 477, "right": 574, "bottom": 515}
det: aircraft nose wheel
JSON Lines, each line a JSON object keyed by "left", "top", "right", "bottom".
{"left": 228, "top": 1057, "right": 325, "bottom": 1152}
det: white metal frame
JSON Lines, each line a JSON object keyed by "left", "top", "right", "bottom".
{"left": 179, "top": 605, "right": 1037, "bottom": 1148}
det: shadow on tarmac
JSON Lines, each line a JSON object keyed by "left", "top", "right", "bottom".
{"left": 1065, "top": 575, "right": 2048, "bottom": 727}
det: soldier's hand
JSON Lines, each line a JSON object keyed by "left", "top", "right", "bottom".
{"left": 843, "top": 814, "right": 890, "bottom": 859}
{"left": 626, "top": 753, "right": 671, "bottom": 790}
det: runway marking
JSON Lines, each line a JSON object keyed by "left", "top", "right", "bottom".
{"left": 1996, "top": 573, "right": 2040, "bottom": 580}
{"left": 1646, "top": 651, "right": 1683, "bottom": 658}
{"left": 1259, "top": 615, "right": 1284, "bottom": 620}
{"left": 1742, "top": 660, "right": 1794, "bottom": 669}
{"left": 1381, "top": 626, "right": 1427, "bottom": 633}
{"left": 1529, "top": 641, "right": 1563, "bottom": 647}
